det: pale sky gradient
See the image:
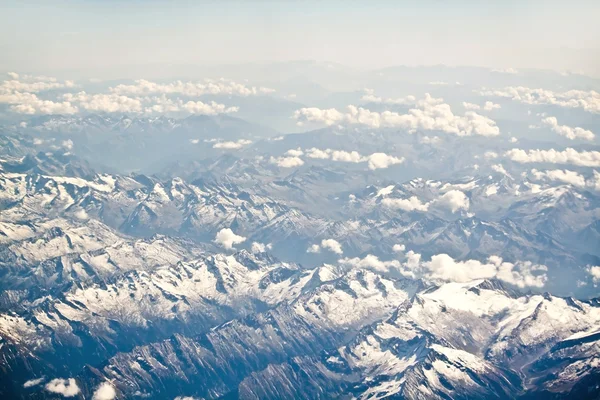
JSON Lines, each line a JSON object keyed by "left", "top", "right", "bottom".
{"left": 1, "top": 0, "right": 599, "bottom": 77}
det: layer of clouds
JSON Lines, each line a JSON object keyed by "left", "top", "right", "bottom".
{"left": 505, "top": 148, "right": 600, "bottom": 167}
{"left": 45, "top": 378, "right": 80, "bottom": 397}
{"left": 214, "top": 228, "right": 246, "bottom": 250}
{"left": 293, "top": 94, "right": 500, "bottom": 137}
{"left": 339, "top": 252, "right": 547, "bottom": 289}
{"left": 213, "top": 139, "right": 252, "bottom": 149}
{"left": 2, "top": 73, "right": 243, "bottom": 116}
{"left": 92, "top": 382, "right": 117, "bottom": 400}
{"left": 541, "top": 116, "right": 595, "bottom": 141}
{"left": 491, "top": 68, "right": 519, "bottom": 74}
{"left": 479, "top": 87, "right": 600, "bottom": 114}
{"left": 110, "top": 78, "right": 274, "bottom": 97}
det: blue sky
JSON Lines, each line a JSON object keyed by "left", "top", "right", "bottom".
{"left": 1, "top": 0, "right": 599, "bottom": 76}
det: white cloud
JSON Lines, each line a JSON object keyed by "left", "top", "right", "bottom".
{"left": 214, "top": 228, "right": 246, "bottom": 250}
{"left": 63, "top": 92, "right": 143, "bottom": 113}
{"left": 361, "top": 92, "right": 416, "bottom": 105}
{"left": 180, "top": 100, "right": 238, "bottom": 115}
{"left": 462, "top": 102, "right": 481, "bottom": 110}
{"left": 366, "top": 153, "right": 404, "bottom": 170}
{"left": 491, "top": 67, "right": 519, "bottom": 74}
{"left": 392, "top": 244, "right": 406, "bottom": 253}
{"left": 305, "top": 148, "right": 332, "bottom": 159}
{"left": 2, "top": 92, "right": 78, "bottom": 115}
{"left": 530, "top": 169, "right": 586, "bottom": 188}
{"left": 434, "top": 190, "right": 470, "bottom": 213}
{"left": 62, "top": 139, "right": 74, "bottom": 150}
{"left": 505, "top": 148, "right": 600, "bottom": 167}
{"left": 110, "top": 78, "right": 274, "bottom": 97}
{"left": 479, "top": 87, "right": 600, "bottom": 114}
{"left": 45, "top": 378, "right": 80, "bottom": 397}
{"left": 190, "top": 139, "right": 200, "bottom": 144}
{"left": 321, "top": 239, "right": 343, "bottom": 255}
{"left": 92, "top": 382, "right": 117, "bottom": 400}
{"left": 541, "top": 116, "right": 595, "bottom": 141}
{"left": 74, "top": 209, "right": 89, "bottom": 220}
{"left": 509, "top": 137, "right": 518, "bottom": 143}
{"left": 307, "top": 244, "right": 321, "bottom": 253}
{"left": 492, "top": 164, "right": 510, "bottom": 176}
{"left": 269, "top": 156, "right": 305, "bottom": 168}
{"left": 331, "top": 150, "right": 364, "bottom": 163}
{"left": 587, "top": 266, "right": 600, "bottom": 284}
{"left": 484, "top": 151, "right": 499, "bottom": 160}
{"left": 340, "top": 253, "right": 547, "bottom": 288}
{"left": 589, "top": 170, "right": 600, "bottom": 191}
{"left": 419, "top": 136, "right": 440, "bottom": 144}
{"left": 293, "top": 94, "right": 500, "bottom": 137}
{"left": 213, "top": 139, "right": 252, "bottom": 149}
{"left": 382, "top": 196, "right": 430, "bottom": 212}
{"left": 285, "top": 148, "right": 304, "bottom": 157}
{"left": 251, "top": 242, "right": 266, "bottom": 253}
{"left": 23, "top": 377, "right": 45, "bottom": 388}
{"left": 483, "top": 101, "right": 501, "bottom": 111}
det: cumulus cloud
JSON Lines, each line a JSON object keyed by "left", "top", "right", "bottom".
{"left": 382, "top": 196, "right": 430, "bottom": 212}
{"left": 340, "top": 253, "right": 547, "bottom": 288}
{"left": 305, "top": 147, "right": 332, "bottom": 159}
{"left": 110, "top": 78, "right": 274, "bottom": 97}
{"left": 590, "top": 170, "right": 600, "bottom": 191}
{"left": 285, "top": 148, "right": 304, "bottom": 157}
{"left": 23, "top": 377, "right": 45, "bottom": 388}
{"left": 269, "top": 156, "right": 305, "bottom": 168}
{"left": 484, "top": 151, "right": 499, "bottom": 160}
{"left": 419, "top": 136, "right": 440, "bottom": 145}
{"left": 307, "top": 244, "right": 321, "bottom": 253}
{"left": 213, "top": 139, "right": 252, "bottom": 149}
{"left": 214, "top": 228, "right": 246, "bottom": 250}
{"left": 63, "top": 92, "right": 143, "bottom": 113}
{"left": 479, "top": 86, "right": 600, "bottom": 114}
{"left": 300, "top": 148, "right": 403, "bottom": 170}
{"left": 293, "top": 94, "right": 499, "bottom": 137}
{"left": 2, "top": 92, "right": 78, "bottom": 115}
{"left": 392, "top": 244, "right": 406, "bottom": 253}
{"left": 45, "top": 378, "right": 80, "bottom": 397}
{"left": 2, "top": 73, "right": 75, "bottom": 93}
{"left": 320, "top": 239, "right": 343, "bottom": 255}
{"left": 330, "top": 150, "right": 364, "bottom": 163}
{"left": 483, "top": 101, "right": 501, "bottom": 111}
{"left": 366, "top": 153, "right": 404, "bottom": 170}
{"left": 180, "top": 100, "right": 238, "bottom": 115}
{"left": 530, "top": 169, "right": 586, "bottom": 188}
{"left": 587, "top": 266, "right": 600, "bottom": 284}
{"left": 541, "top": 116, "right": 595, "bottom": 141}
{"left": 251, "top": 242, "right": 267, "bottom": 253}
{"left": 462, "top": 102, "right": 481, "bottom": 110}
{"left": 307, "top": 239, "right": 343, "bottom": 255}
{"left": 92, "top": 382, "right": 117, "bottom": 400}
{"left": 190, "top": 139, "right": 200, "bottom": 144}
{"left": 434, "top": 190, "right": 470, "bottom": 213}
{"left": 491, "top": 164, "right": 510, "bottom": 176}
{"left": 463, "top": 101, "right": 500, "bottom": 111}
{"left": 505, "top": 148, "right": 600, "bottom": 167}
